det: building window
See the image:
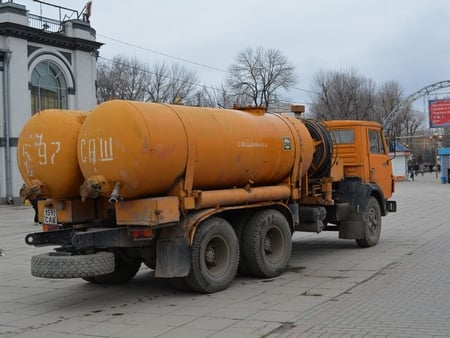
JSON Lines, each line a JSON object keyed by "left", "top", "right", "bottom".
{"left": 30, "top": 60, "right": 68, "bottom": 114}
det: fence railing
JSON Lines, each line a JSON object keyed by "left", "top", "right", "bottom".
{"left": 28, "top": 14, "right": 62, "bottom": 33}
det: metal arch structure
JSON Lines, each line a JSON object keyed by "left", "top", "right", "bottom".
{"left": 383, "top": 80, "right": 450, "bottom": 129}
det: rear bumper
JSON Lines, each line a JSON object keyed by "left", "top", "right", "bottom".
{"left": 25, "top": 227, "right": 153, "bottom": 249}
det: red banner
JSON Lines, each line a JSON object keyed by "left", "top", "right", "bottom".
{"left": 429, "top": 99, "right": 450, "bottom": 128}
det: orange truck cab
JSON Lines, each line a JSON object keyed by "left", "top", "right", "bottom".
{"left": 325, "top": 120, "right": 395, "bottom": 200}
{"left": 314, "top": 120, "right": 397, "bottom": 245}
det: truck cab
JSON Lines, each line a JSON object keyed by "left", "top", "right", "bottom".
{"left": 312, "top": 120, "right": 397, "bottom": 247}
{"left": 324, "top": 120, "right": 395, "bottom": 201}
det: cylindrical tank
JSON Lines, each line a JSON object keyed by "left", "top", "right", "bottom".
{"left": 17, "top": 110, "right": 88, "bottom": 198}
{"left": 77, "top": 100, "right": 315, "bottom": 200}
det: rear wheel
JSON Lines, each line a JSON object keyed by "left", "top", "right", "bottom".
{"left": 168, "top": 277, "right": 190, "bottom": 291}
{"left": 356, "top": 197, "right": 382, "bottom": 248}
{"left": 85, "top": 254, "right": 141, "bottom": 284}
{"left": 241, "top": 209, "right": 292, "bottom": 278}
{"left": 143, "top": 259, "right": 156, "bottom": 270}
{"left": 185, "top": 217, "right": 239, "bottom": 293}
{"left": 229, "top": 213, "right": 252, "bottom": 276}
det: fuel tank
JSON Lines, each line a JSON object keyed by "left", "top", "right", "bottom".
{"left": 77, "top": 100, "right": 315, "bottom": 200}
{"left": 17, "top": 110, "right": 88, "bottom": 198}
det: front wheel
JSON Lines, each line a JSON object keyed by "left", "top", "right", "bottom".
{"left": 185, "top": 217, "right": 239, "bottom": 293}
{"left": 356, "top": 196, "right": 382, "bottom": 248}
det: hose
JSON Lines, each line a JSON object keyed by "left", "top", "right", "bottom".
{"left": 302, "top": 119, "right": 334, "bottom": 179}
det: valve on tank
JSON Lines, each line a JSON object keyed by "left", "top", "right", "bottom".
{"left": 108, "top": 182, "right": 122, "bottom": 203}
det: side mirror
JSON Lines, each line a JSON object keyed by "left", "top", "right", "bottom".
{"left": 385, "top": 129, "right": 396, "bottom": 160}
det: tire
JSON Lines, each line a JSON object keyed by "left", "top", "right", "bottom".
{"left": 241, "top": 209, "right": 292, "bottom": 278}
{"left": 142, "top": 245, "right": 157, "bottom": 270}
{"left": 143, "top": 259, "right": 156, "bottom": 270}
{"left": 87, "top": 254, "right": 142, "bottom": 284}
{"left": 185, "top": 217, "right": 239, "bottom": 293}
{"left": 168, "top": 277, "right": 191, "bottom": 291}
{"left": 31, "top": 251, "right": 115, "bottom": 279}
{"left": 229, "top": 213, "right": 252, "bottom": 276}
{"left": 356, "top": 196, "right": 382, "bottom": 248}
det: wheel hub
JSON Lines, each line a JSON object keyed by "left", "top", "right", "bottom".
{"left": 264, "top": 235, "right": 273, "bottom": 254}
{"left": 368, "top": 208, "right": 377, "bottom": 231}
{"left": 205, "top": 245, "right": 216, "bottom": 267}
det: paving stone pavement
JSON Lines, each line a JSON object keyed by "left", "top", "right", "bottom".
{"left": 273, "top": 208, "right": 450, "bottom": 337}
{"left": 0, "top": 172, "right": 449, "bottom": 337}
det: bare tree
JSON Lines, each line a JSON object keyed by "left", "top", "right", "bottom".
{"left": 145, "top": 62, "right": 171, "bottom": 103}
{"left": 373, "top": 81, "right": 404, "bottom": 125}
{"left": 96, "top": 55, "right": 148, "bottom": 102}
{"left": 97, "top": 56, "right": 199, "bottom": 105}
{"left": 226, "top": 47, "right": 296, "bottom": 108}
{"left": 373, "top": 81, "right": 426, "bottom": 138}
{"left": 166, "top": 63, "right": 199, "bottom": 104}
{"left": 145, "top": 62, "right": 199, "bottom": 104}
{"left": 122, "top": 57, "right": 148, "bottom": 101}
{"left": 402, "top": 109, "right": 424, "bottom": 136}
{"left": 191, "top": 84, "right": 234, "bottom": 108}
{"left": 96, "top": 59, "right": 116, "bottom": 102}
{"left": 310, "top": 69, "right": 376, "bottom": 120}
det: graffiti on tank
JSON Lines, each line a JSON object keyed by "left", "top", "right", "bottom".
{"left": 79, "top": 137, "right": 114, "bottom": 164}
{"left": 20, "top": 134, "right": 61, "bottom": 175}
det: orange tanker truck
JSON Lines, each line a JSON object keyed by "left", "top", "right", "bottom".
{"left": 19, "top": 100, "right": 396, "bottom": 293}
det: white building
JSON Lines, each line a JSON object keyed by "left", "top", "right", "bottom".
{"left": 390, "top": 142, "right": 411, "bottom": 181}
{"left": 0, "top": 1, "right": 102, "bottom": 204}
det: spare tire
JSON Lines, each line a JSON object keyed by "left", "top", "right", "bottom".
{"left": 31, "top": 251, "right": 115, "bottom": 279}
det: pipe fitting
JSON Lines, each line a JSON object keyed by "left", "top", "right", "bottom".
{"left": 109, "top": 181, "right": 122, "bottom": 203}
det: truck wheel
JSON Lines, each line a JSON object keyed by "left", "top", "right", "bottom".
{"left": 242, "top": 209, "right": 292, "bottom": 278}
{"left": 168, "top": 277, "right": 190, "bottom": 291}
{"left": 185, "top": 217, "right": 239, "bottom": 293}
{"left": 143, "top": 258, "right": 156, "bottom": 270}
{"left": 86, "top": 254, "right": 142, "bottom": 284}
{"left": 356, "top": 196, "right": 382, "bottom": 248}
{"left": 143, "top": 247, "right": 157, "bottom": 270}
{"left": 31, "top": 251, "right": 115, "bottom": 279}
{"left": 229, "top": 213, "right": 252, "bottom": 276}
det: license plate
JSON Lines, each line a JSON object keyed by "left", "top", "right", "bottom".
{"left": 43, "top": 208, "right": 58, "bottom": 224}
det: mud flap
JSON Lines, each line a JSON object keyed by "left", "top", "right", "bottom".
{"left": 155, "top": 238, "right": 191, "bottom": 278}
{"left": 339, "top": 219, "right": 365, "bottom": 239}
{"left": 338, "top": 182, "right": 371, "bottom": 240}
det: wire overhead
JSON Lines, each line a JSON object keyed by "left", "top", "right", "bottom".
{"left": 97, "top": 34, "right": 314, "bottom": 99}
{"left": 97, "top": 34, "right": 228, "bottom": 73}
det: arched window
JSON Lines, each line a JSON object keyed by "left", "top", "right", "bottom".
{"left": 30, "top": 60, "right": 68, "bottom": 114}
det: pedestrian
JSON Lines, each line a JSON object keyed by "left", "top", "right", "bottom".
{"left": 419, "top": 163, "right": 424, "bottom": 176}
{"left": 413, "top": 164, "right": 419, "bottom": 176}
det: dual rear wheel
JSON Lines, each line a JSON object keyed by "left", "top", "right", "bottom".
{"left": 183, "top": 209, "right": 292, "bottom": 293}
{"left": 31, "top": 209, "right": 292, "bottom": 293}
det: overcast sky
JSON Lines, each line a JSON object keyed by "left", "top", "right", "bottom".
{"left": 23, "top": 0, "right": 450, "bottom": 109}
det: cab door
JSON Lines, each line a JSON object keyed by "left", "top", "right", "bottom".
{"left": 367, "top": 128, "right": 394, "bottom": 199}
